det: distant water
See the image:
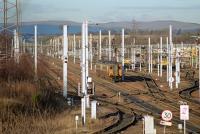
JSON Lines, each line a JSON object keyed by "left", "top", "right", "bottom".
{"left": 20, "top": 24, "right": 105, "bottom": 37}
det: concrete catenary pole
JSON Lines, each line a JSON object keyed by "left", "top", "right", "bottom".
{"left": 108, "top": 30, "right": 111, "bottom": 61}
{"left": 63, "top": 25, "right": 68, "bottom": 98}
{"left": 73, "top": 34, "right": 76, "bottom": 64}
{"left": 131, "top": 47, "right": 134, "bottom": 71}
{"left": 148, "top": 37, "right": 151, "bottom": 73}
{"left": 196, "top": 45, "right": 198, "bottom": 68}
{"left": 34, "top": 25, "right": 37, "bottom": 78}
{"left": 191, "top": 45, "right": 194, "bottom": 68}
{"left": 122, "top": 29, "right": 125, "bottom": 80}
{"left": 40, "top": 41, "right": 43, "bottom": 54}
{"left": 90, "top": 34, "right": 93, "bottom": 70}
{"left": 14, "top": 29, "right": 19, "bottom": 63}
{"left": 81, "top": 20, "right": 89, "bottom": 125}
{"left": 199, "top": 45, "right": 200, "bottom": 101}
{"left": 151, "top": 45, "right": 153, "bottom": 73}
{"left": 86, "top": 22, "right": 89, "bottom": 80}
{"left": 157, "top": 43, "right": 160, "bottom": 77}
{"left": 176, "top": 48, "right": 180, "bottom": 88}
{"left": 99, "top": 30, "right": 102, "bottom": 60}
{"left": 166, "top": 37, "right": 169, "bottom": 82}
{"left": 169, "top": 25, "right": 173, "bottom": 90}
{"left": 160, "top": 37, "right": 163, "bottom": 77}
{"left": 81, "top": 21, "right": 86, "bottom": 125}
{"left": 140, "top": 46, "right": 142, "bottom": 71}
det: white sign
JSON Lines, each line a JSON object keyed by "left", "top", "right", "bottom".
{"left": 162, "top": 110, "right": 173, "bottom": 121}
{"left": 160, "top": 120, "right": 172, "bottom": 126}
{"left": 180, "top": 105, "right": 189, "bottom": 120}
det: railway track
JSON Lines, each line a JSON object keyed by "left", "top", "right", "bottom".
{"left": 40, "top": 56, "right": 200, "bottom": 133}
{"left": 38, "top": 56, "right": 140, "bottom": 133}
{"left": 179, "top": 80, "right": 200, "bottom": 105}
{"left": 143, "top": 74, "right": 166, "bottom": 101}
{"left": 94, "top": 79, "right": 200, "bottom": 134}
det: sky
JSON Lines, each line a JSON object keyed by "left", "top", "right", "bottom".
{"left": 21, "top": 0, "right": 200, "bottom": 23}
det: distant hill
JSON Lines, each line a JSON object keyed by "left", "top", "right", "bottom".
{"left": 17, "top": 20, "right": 200, "bottom": 36}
